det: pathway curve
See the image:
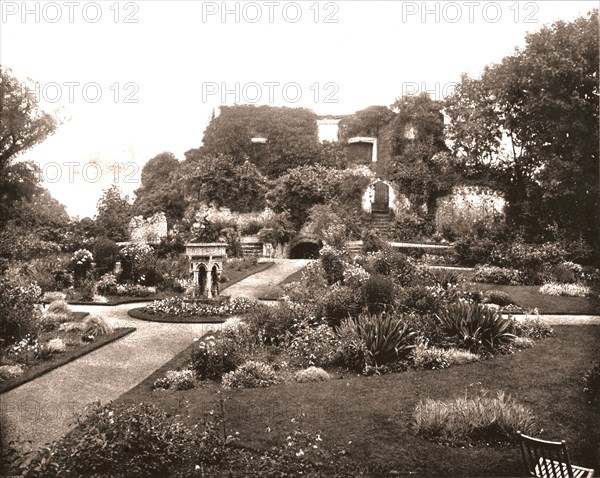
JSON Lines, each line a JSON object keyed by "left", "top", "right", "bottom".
{"left": 222, "top": 259, "right": 310, "bottom": 300}
{"left": 1, "top": 259, "right": 310, "bottom": 454}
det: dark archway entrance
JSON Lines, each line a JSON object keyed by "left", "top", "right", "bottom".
{"left": 290, "top": 242, "right": 321, "bottom": 259}
{"left": 372, "top": 181, "right": 390, "bottom": 213}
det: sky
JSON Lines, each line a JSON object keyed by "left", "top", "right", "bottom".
{"left": 1, "top": 0, "right": 596, "bottom": 218}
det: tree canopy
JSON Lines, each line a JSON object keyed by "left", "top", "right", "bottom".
{"left": 444, "top": 9, "right": 599, "bottom": 242}
{"left": 95, "top": 185, "right": 133, "bottom": 242}
{"left": 201, "top": 105, "right": 320, "bottom": 177}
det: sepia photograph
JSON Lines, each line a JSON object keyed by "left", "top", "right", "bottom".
{"left": 1, "top": 1, "right": 598, "bottom": 476}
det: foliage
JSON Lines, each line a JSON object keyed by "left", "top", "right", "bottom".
{"left": 0, "top": 364, "right": 25, "bottom": 382}
{"left": 472, "top": 266, "right": 523, "bottom": 285}
{"left": 318, "top": 285, "right": 365, "bottom": 328}
{"left": 147, "top": 296, "right": 257, "bottom": 317}
{"left": 201, "top": 104, "right": 320, "bottom": 178}
{"left": 361, "top": 229, "right": 385, "bottom": 253}
{"left": 429, "top": 268, "right": 461, "bottom": 289}
{"left": 396, "top": 285, "right": 442, "bottom": 314}
{"left": 82, "top": 315, "right": 113, "bottom": 338}
{"left": 319, "top": 244, "right": 346, "bottom": 285}
{"left": 38, "top": 311, "right": 70, "bottom": 332}
{"left": 92, "top": 236, "right": 119, "bottom": 276}
{"left": 336, "top": 313, "right": 416, "bottom": 366}
{"left": 339, "top": 105, "right": 395, "bottom": 140}
{"left": 133, "top": 151, "right": 187, "bottom": 223}
{"left": 391, "top": 213, "right": 433, "bottom": 242}
{"left": 510, "top": 318, "right": 554, "bottom": 341}
{"left": 13, "top": 402, "right": 199, "bottom": 478}
{"left": 539, "top": 282, "right": 592, "bottom": 298}
{"left": 411, "top": 344, "right": 480, "bottom": 370}
{"left": 451, "top": 236, "right": 496, "bottom": 267}
{"left": 289, "top": 320, "right": 340, "bottom": 367}
{"left": 294, "top": 366, "right": 331, "bottom": 383}
{"left": 0, "top": 66, "right": 58, "bottom": 174}
{"left": 182, "top": 152, "right": 268, "bottom": 213}
{"left": 0, "top": 278, "right": 42, "bottom": 348}
{"left": 413, "top": 389, "right": 536, "bottom": 446}
{"left": 190, "top": 326, "right": 250, "bottom": 380}
{"left": 583, "top": 361, "right": 600, "bottom": 402}
{"left": 363, "top": 274, "right": 395, "bottom": 315}
{"left": 95, "top": 185, "right": 133, "bottom": 242}
{"left": 436, "top": 303, "right": 515, "bottom": 353}
{"left": 153, "top": 369, "right": 196, "bottom": 391}
{"left": 96, "top": 272, "right": 118, "bottom": 296}
{"left": 77, "top": 278, "right": 96, "bottom": 302}
{"left": 70, "top": 249, "right": 94, "bottom": 284}
{"left": 445, "top": 11, "right": 599, "bottom": 244}
{"left": 484, "top": 290, "right": 513, "bottom": 306}
{"left": 47, "top": 300, "right": 70, "bottom": 315}
{"left": 222, "top": 360, "right": 280, "bottom": 389}
{"left": 119, "top": 243, "right": 160, "bottom": 286}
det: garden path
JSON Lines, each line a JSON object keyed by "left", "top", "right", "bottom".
{"left": 1, "top": 259, "right": 310, "bottom": 454}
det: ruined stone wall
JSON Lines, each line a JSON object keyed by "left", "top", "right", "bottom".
{"left": 128, "top": 212, "right": 168, "bottom": 244}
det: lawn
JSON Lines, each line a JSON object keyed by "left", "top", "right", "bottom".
{"left": 464, "top": 282, "right": 600, "bottom": 315}
{"left": 119, "top": 325, "right": 600, "bottom": 477}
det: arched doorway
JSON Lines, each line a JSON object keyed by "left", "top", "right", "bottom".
{"left": 372, "top": 181, "right": 390, "bottom": 213}
{"left": 290, "top": 242, "right": 321, "bottom": 259}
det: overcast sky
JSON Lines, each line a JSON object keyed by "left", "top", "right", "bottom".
{"left": 1, "top": 0, "right": 595, "bottom": 218}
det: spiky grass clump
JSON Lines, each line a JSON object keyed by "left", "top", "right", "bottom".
{"left": 413, "top": 389, "right": 535, "bottom": 446}
{"left": 82, "top": 315, "right": 113, "bottom": 338}
{"left": 47, "top": 300, "right": 71, "bottom": 315}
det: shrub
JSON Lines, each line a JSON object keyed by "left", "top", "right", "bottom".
{"left": 190, "top": 327, "right": 248, "bottom": 381}
{"left": 46, "top": 338, "right": 66, "bottom": 353}
{"left": 397, "top": 285, "right": 442, "bottom": 314}
{"left": 511, "top": 318, "right": 554, "bottom": 340}
{"left": 539, "top": 283, "right": 592, "bottom": 297}
{"left": 153, "top": 369, "right": 195, "bottom": 390}
{"left": 320, "top": 244, "right": 346, "bottom": 285}
{"left": 484, "top": 290, "right": 514, "bottom": 306}
{"left": 15, "top": 402, "right": 199, "bottom": 478}
{"left": 363, "top": 274, "right": 395, "bottom": 315}
{"left": 362, "top": 229, "right": 385, "bottom": 253}
{"left": 402, "top": 313, "right": 447, "bottom": 347}
{"left": 411, "top": 344, "right": 479, "bottom": 370}
{"left": 336, "top": 313, "right": 416, "bottom": 366}
{"left": 70, "top": 249, "right": 94, "bottom": 284}
{"left": 58, "top": 322, "right": 85, "bottom": 332}
{"left": 77, "top": 278, "right": 96, "bottom": 301}
{"left": 0, "top": 279, "right": 42, "bottom": 348}
{"left": 47, "top": 300, "right": 70, "bottom": 315}
{"left": 0, "top": 364, "right": 25, "bottom": 382}
{"left": 82, "top": 315, "right": 113, "bottom": 338}
{"left": 244, "top": 302, "right": 294, "bottom": 346}
{"left": 222, "top": 360, "right": 279, "bottom": 389}
{"left": 318, "top": 285, "right": 365, "bottom": 327}
{"left": 295, "top": 366, "right": 331, "bottom": 383}
{"left": 583, "top": 361, "right": 600, "bottom": 402}
{"left": 93, "top": 236, "right": 119, "bottom": 276}
{"left": 429, "top": 268, "right": 461, "bottom": 288}
{"left": 436, "top": 303, "right": 515, "bottom": 353}
{"left": 289, "top": 320, "right": 340, "bottom": 367}
{"left": 413, "top": 389, "right": 536, "bottom": 446}
{"left": 473, "top": 265, "right": 523, "bottom": 285}
{"left": 96, "top": 273, "right": 118, "bottom": 296}
{"left": 452, "top": 237, "right": 496, "bottom": 267}
{"left": 119, "top": 243, "right": 160, "bottom": 286}
{"left": 38, "top": 312, "right": 70, "bottom": 332}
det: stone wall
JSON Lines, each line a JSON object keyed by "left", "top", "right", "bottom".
{"left": 435, "top": 186, "right": 505, "bottom": 233}
{"left": 128, "top": 212, "right": 168, "bottom": 244}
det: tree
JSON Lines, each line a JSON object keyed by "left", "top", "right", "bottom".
{"left": 0, "top": 66, "right": 58, "bottom": 178}
{"left": 133, "top": 152, "right": 187, "bottom": 223}
{"left": 389, "top": 93, "right": 454, "bottom": 219}
{"left": 181, "top": 149, "right": 268, "bottom": 213}
{"left": 445, "top": 10, "right": 599, "bottom": 243}
{"left": 201, "top": 105, "right": 320, "bottom": 177}
{"left": 338, "top": 105, "right": 396, "bottom": 140}
{"left": 95, "top": 185, "right": 133, "bottom": 242}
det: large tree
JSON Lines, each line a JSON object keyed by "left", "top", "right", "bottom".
{"left": 389, "top": 93, "right": 454, "bottom": 219}
{"left": 95, "top": 185, "right": 133, "bottom": 242}
{"left": 0, "top": 66, "right": 58, "bottom": 178}
{"left": 338, "top": 105, "right": 396, "bottom": 141}
{"left": 445, "top": 10, "right": 599, "bottom": 242}
{"left": 133, "top": 151, "right": 187, "bottom": 223}
{"left": 201, "top": 105, "right": 320, "bottom": 177}
{"left": 181, "top": 149, "right": 268, "bottom": 213}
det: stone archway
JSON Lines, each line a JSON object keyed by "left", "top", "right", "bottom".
{"left": 289, "top": 234, "right": 321, "bottom": 259}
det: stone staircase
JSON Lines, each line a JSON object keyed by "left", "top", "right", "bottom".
{"left": 370, "top": 211, "right": 392, "bottom": 239}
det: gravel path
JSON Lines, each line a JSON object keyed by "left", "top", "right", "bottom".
{"left": 0, "top": 260, "right": 310, "bottom": 454}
